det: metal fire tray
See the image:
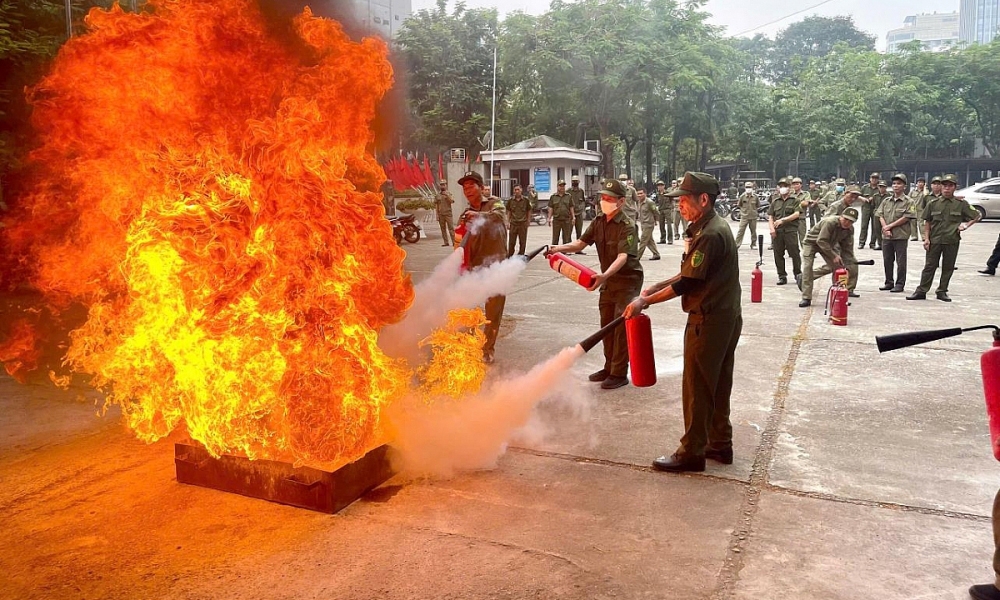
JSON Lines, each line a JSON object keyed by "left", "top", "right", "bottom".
{"left": 174, "top": 442, "right": 394, "bottom": 514}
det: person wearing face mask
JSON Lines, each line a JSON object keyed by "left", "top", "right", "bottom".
{"left": 623, "top": 172, "right": 741, "bottom": 472}
{"left": 734, "top": 182, "right": 758, "bottom": 248}
{"left": 547, "top": 179, "right": 643, "bottom": 390}
{"left": 859, "top": 172, "right": 881, "bottom": 250}
{"left": 768, "top": 177, "right": 802, "bottom": 288}
{"left": 820, "top": 178, "right": 845, "bottom": 217}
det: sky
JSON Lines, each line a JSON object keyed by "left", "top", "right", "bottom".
{"left": 409, "top": 0, "right": 961, "bottom": 50}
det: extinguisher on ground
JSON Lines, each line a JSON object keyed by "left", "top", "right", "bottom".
{"left": 876, "top": 326, "right": 1000, "bottom": 460}
{"left": 576, "top": 314, "right": 657, "bottom": 388}
{"left": 751, "top": 234, "right": 764, "bottom": 303}
{"left": 825, "top": 268, "right": 849, "bottom": 326}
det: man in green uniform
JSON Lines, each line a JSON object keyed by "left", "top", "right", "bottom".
{"left": 655, "top": 180, "right": 673, "bottom": 244}
{"left": 859, "top": 172, "right": 881, "bottom": 250}
{"left": 808, "top": 180, "right": 823, "bottom": 227}
{"left": 457, "top": 171, "right": 509, "bottom": 363}
{"left": 792, "top": 177, "right": 811, "bottom": 245}
{"left": 636, "top": 188, "right": 661, "bottom": 261}
{"left": 734, "top": 181, "right": 759, "bottom": 248}
{"left": 768, "top": 177, "right": 802, "bottom": 288}
{"left": 822, "top": 185, "right": 863, "bottom": 297}
{"left": 548, "top": 179, "right": 643, "bottom": 390}
{"left": 435, "top": 179, "right": 455, "bottom": 246}
{"left": 877, "top": 174, "right": 916, "bottom": 293}
{"left": 872, "top": 181, "right": 888, "bottom": 249}
{"left": 821, "top": 178, "right": 846, "bottom": 217}
{"left": 907, "top": 174, "right": 982, "bottom": 302}
{"left": 671, "top": 178, "right": 687, "bottom": 239}
{"left": 547, "top": 180, "right": 575, "bottom": 246}
{"left": 569, "top": 175, "right": 587, "bottom": 246}
{"left": 623, "top": 172, "right": 741, "bottom": 473}
{"left": 798, "top": 207, "right": 859, "bottom": 307}
{"left": 909, "top": 177, "right": 929, "bottom": 241}
{"left": 505, "top": 184, "right": 532, "bottom": 258}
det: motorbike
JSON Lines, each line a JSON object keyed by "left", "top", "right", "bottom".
{"left": 714, "top": 196, "right": 732, "bottom": 219}
{"left": 388, "top": 213, "right": 421, "bottom": 245}
{"left": 729, "top": 195, "right": 771, "bottom": 222}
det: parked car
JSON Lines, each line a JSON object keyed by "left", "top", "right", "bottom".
{"left": 956, "top": 180, "right": 1000, "bottom": 220}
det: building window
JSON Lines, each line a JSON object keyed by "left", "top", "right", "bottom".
{"left": 557, "top": 167, "right": 565, "bottom": 183}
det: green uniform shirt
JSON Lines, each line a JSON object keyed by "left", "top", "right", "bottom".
{"left": 921, "top": 196, "right": 979, "bottom": 244}
{"left": 809, "top": 189, "right": 822, "bottom": 201}
{"left": 860, "top": 184, "right": 879, "bottom": 212}
{"left": 568, "top": 187, "right": 586, "bottom": 214}
{"left": 878, "top": 194, "right": 915, "bottom": 240}
{"left": 465, "top": 196, "right": 509, "bottom": 269}
{"left": 825, "top": 197, "right": 857, "bottom": 217}
{"left": 680, "top": 211, "right": 741, "bottom": 317}
{"left": 737, "top": 192, "right": 758, "bottom": 219}
{"left": 804, "top": 215, "right": 856, "bottom": 264}
{"left": 638, "top": 198, "right": 659, "bottom": 226}
{"left": 768, "top": 195, "right": 800, "bottom": 229}
{"left": 580, "top": 210, "right": 643, "bottom": 293}
{"left": 909, "top": 188, "right": 930, "bottom": 215}
{"left": 794, "top": 190, "right": 811, "bottom": 214}
{"left": 435, "top": 191, "right": 454, "bottom": 218}
{"left": 505, "top": 194, "right": 532, "bottom": 224}
{"left": 656, "top": 190, "right": 673, "bottom": 213}
{"left": 549, "top": 192, "right": 573, "bottom": 220}
{"left": 622, "top": 185, "right": 639, "bottom": 220}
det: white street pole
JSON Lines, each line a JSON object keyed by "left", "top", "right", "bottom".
{"left": 489, "top": 43, "right": 497, "bottom": 196}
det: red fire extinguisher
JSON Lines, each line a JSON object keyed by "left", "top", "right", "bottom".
{"left": 825, "top": 268, "right": 849, "bottom": 326}
{"left": 877, "top": 325, "right": 1000, "bottom": 460}
{"left": 548, "top": 252, "right": 598, "bottom": 289}
{"left": 626, "top": 314, "right": 657, "bottom": 387}
{"left": 750, "top": 235, "right": 764, "bottom": 303}
{"left": 454, "top": 220, "right": 471, "bottom": 272}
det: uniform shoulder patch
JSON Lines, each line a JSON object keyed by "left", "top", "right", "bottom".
{"left": 627, "top": 232, "right": 635, "bottom": 246}
{"left": 691, "top": 250, "right": 705, "bottom": 268}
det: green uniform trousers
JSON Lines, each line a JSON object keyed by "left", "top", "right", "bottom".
{"left": 800, "top": 243, "right": 858, "bottom": 300}
{"left": 439, "top": 215, "right": 455, "bottom": 245}
{"left": 507, "top": 221, "right": 528, "bottom": 257}
{"left": 798, "top": 218, "right": 807, "bottom": 247}
{"left": 772, "top": 228, "right": 801, "bottom": 279}
{"left": 911, "top": 218, "right": 924, "bottom": 241}
{"left": 735, "top": 216, "right": 757, "bottom": 247}
{"left": 659, "top": 210, "right": 672, "bottom": 243}
{"left": 915, "top": 243, "right": 960, "bottom": 294}
{"left": 574, "top": 213, "right": 585, "bottom": 240}
{"left": 599, "top": 288, "right": 641, "bottom": 378}
{"left": 552, "top": 218, "right": 573, "bottom": 245}
{"left": 680, "top": 312, "right": 742, "bottom": 457}
{"left": 673, "top": 209, "right": 687, "bottom": 237}
{"left": 859, "top": 205, "right": 882, "bottom": 247}
{"left": 637, "top": 223, "right": 660, "bottom": 260}
{"left": 483, "top": 294, "right": 505, "bottom": 357}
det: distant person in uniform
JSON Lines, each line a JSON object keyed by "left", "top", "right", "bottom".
{"left": 548, "top": 179, "right": 643, "bottom": 390}
{"left": 979, "top": 233, "right": 1000, "bottom": 276}
{"left": 624, "top": 172, "right": 742, "bottom": 473}
{"left": 457, "top": 171, "right": 509, "bottom": 363}
{"left": 768, "top": 177, "right": 802, "bottom": 289}
{"left": 858, "top": 172, "right": 881, "bottom": 250}
{"left": 798, "top": 208, "right": 859, "bottom": 308}
{"left": 435, "top": 179, "right": 454, "bottom": 246}
{"left": 636, "top": 188, "right": 661, "bottom": 261}
{"left": 569, "top": 175, "right": 587, "bottom": 253}
{"left": 547, "top": 180, "right": 575, "bottom": 246}
{"left": 655, "top": 180, "right": 673, "bottom": 244}
{"left": 909, "top": 177, "right": 930, "bottom": 241}
{"left": 734, "top": 182, "right": 759, "bottom": 249}
{"left": 877, "top": 174, "right": 915, "bottom": 293}
{"left": 505, "top": 184, "right": 531, "bottom": 257}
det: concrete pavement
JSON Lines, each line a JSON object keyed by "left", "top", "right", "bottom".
{"left": 1, "top": 217, "right": 998, "bottom": 600}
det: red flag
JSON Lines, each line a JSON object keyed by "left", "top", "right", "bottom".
{"left": 408, "top": 157, "right": 422, "bottom": 189}
{"left": 422, "top": 154, "right": 433, "bottom": 186}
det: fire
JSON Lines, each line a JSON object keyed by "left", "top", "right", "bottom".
{"left": 0, "top": 0, "right": 486, "bottom": 468}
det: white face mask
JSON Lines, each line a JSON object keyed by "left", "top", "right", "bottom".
{"left": 600, "top": 200, "right": 619, "bottom": 216}
{"left": 778, "top": 186, "right": 789, "bottom": 195}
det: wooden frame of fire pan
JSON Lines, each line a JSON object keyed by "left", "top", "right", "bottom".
{"left": 174, "top": 442, "right": 395, "bottom": 514}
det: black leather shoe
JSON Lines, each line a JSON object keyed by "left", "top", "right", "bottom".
{"left": 879, "top": 284, "right": 893, "bottom": 291}
{"left": 848, "top": 291, "right": 860, "bottom": 298}
{"left": 668, "top": 241, "right": 673, "bottom": 245}
{"left": 649, "top": 256, "right": 661, "bottom": 261}
{"left": 858, "top": 244, "right": 865, "bottom": 250}
{"left": 906, "top": 292, "right": 926, "bottom": 300}
{"left": 601, "top": 375, "right": 629, "bottom": 390}
{"left": 575, "top": 251, "right": 587, "bottom": 255}
{"left": 652, "top": 453, "right": 706, "bottom": 473}
{"left": 798, "top": 299, "right": 811, "bottom": 307}
{"left": 776, "top": 278, "right": 788, "bottom": 285}
{"left": 705, "top": 447, "right": 734, "bottom": 464}
{"left": 873, "top": 246, "right": 882, "bottom": 251}
{"left": 890, "top": 286, "right": 904, "bottom": 293}
{"left": 588, "top": 369, "right": 610, "bottom": 382}
{"left": 936, "top": 292, "right": 952, "bottom": 302}
{"left": 980, "top": 269, "right": 996, "bottom": 276}
{"left": 970, "top": 584, "right": 1000, "bottom": 600}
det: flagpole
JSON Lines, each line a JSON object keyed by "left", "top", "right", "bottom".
{"left": 489, "top": 43, "right": 497, "bottom": 196}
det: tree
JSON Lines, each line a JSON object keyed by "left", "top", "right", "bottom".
{"left": 955, "top": 39, "right": 1000, "bottom": 157}
{"left": 769, "top": 16, "right": 875, "bottom": 83}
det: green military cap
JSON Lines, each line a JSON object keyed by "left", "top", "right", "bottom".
{"left": 930, "top": 175, "right": 943, "bottom": 184}
{"left": 845, "top": 184, "right": 861, "bottom": 194}
{"left": 869, "top": 172, "right": 880, "bottom": 179}
{"left": 618, "top": 173, "right": 628, "bottom": 181}
{"left": 878, "top": 181, "right": 887, "bottom": 188}
{"left": 557, "top": 179, "right": 566, "bottom": 186}
{"left": 891, "top": 173, "right": 908, "bottom": 185}
{"left": 458, "top": 171, "right": 484, "bottom": 186}
{"left": 836, "top": 178, "right": 846, "bottom": 185}
{"left": 655, "top": 180, "right": 665, "bottom": 185}
{"left": 571, "top": 175, "right": 580, "bottom": 182}
{"left": 599, "top": 179, "right": 626, "bottom": 198}
{"left": 941, "top": 174, "right": 959, "bottom": 185}
{"left": 842, "top": 207, "right": 860, "bottom": 222}
{"left": 666, "top": 171, "right": 721, "bottom": 198}
{"left": 744, "top": 182, "right": 754, "bottom": 187}
{"left": 777, "top": 177, "right": 790, "bottom": 186}
{"left": 792, "top": 177, "right": 803, "bottom": 184}
{"left": 438, "top": 179, "right": 447, "bottom": 184}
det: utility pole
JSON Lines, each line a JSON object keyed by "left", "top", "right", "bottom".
{"left": 65, "top": 0, "right": 73, "bottom": 38}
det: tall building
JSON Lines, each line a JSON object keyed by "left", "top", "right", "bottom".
{"left": 346, "top": 0, "right": 412, "bottom": 39}
{"left": 886, "top": 12, "right": 960, "bottom": 53}
{"left": 960, "top": 0, "right": 1000, "bottom": 45}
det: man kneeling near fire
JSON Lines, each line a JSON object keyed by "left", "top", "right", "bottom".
{"left": 798, "top": 207, "right": 859, "bottom": 308}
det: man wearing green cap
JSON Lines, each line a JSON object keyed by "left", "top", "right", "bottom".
{"left": 798, "top": 208, "right": 859, "bottom": 307}
{"left": 655, "top": 180, "right": 673, "bottom": 244}
{"left": 457, "top": 170, "right": 509, "bottom": 363}
{"left": 768, "top": 177, "right": 802, "bottom": 288}
{"left": 547, "top": 180, "right": 575, "bottom": 246}
{"left": 859, "top": 172, "right": 881, "bottom": 250}
{"left": 623, "top": 172, "right": 742, "bottom": 473}
{"left": 907, "top": 174, "right": 981, "bottom": 302}
{"left": 548, "top": 179, "right": 643, "bottom": 390}
{"left": 734, "top": 182, "right": 758, "bottom": 249}
{"left": 670, "top": 178, "right": 687, "bottom": 238}
{"left": 636, "top": 188, "right": 661, "bottom": 261}
{"left": 821, "top": 178, "right": 846, "bottom": 217}
{"left": 505, "top": 184, "right": 532, "bottom": 258}
{"left": 909, "top": 177, "right": 930, "bottom": 241}
{"left": 792, "top": 177, "right": 811, "bottom": 246}
{"left": 435, "top": 179, "right": 455, "bottom": 246}
{"left": 619, "top": 174, "right": 639, "bottom": 225}
{"left": 569, "top": 175, "right": 587, "bottom": 245}
{"left": 877, "top": 174, "right": 915, "bottom": 292}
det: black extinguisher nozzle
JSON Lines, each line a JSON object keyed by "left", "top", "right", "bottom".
{"left": 579, "top": 316, "right": 625, "bottom": 353}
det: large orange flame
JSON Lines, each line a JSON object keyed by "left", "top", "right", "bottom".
{"left": 0, "top": 0, "right": 481, "bottom": 468}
